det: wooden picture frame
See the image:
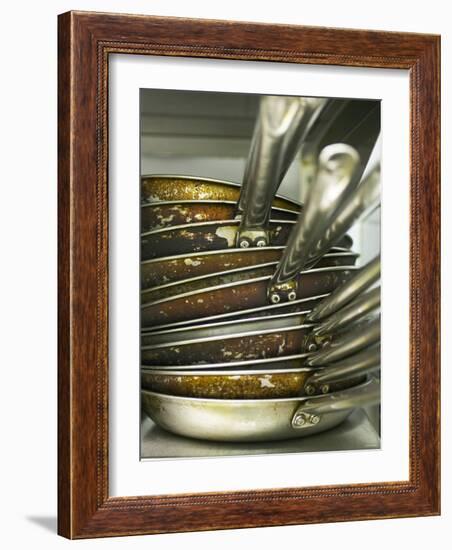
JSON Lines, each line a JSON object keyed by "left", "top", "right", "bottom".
{"left": 58, "top": 10, "right": 440, "bottom": 538}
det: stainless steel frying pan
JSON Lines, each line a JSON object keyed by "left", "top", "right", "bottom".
{"left": 141, "top": 265, "right": 356, "bottom": 327}
{"left": 141, "top": 248, "right": 357, "bottom": 290}
{"left": 141, "top": 255, "right": 358, "bottom": 304}
{"left": 141, "top": 323, "right": 314, "bottom": 366}
{"left": 141, "top": 376, "right": 380, "bottom": 442}
{"left": 140, "top": 345, "right": 378, "bottom": 399}
{"left": 143, "top": 293, "right": 330, "bottom": 333}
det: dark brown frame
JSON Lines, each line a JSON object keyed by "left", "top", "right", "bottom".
{"left": 58, "top": 10, "right": 440, "bottom": 539}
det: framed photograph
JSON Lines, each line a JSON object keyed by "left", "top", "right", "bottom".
{"left": 58, "top": 11, "right": 440, "bottom": 538}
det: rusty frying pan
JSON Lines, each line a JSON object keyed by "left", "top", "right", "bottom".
{"left": 141, "top": 200, "right": 298, "bottom": 232}
{"left": 141, "top": 98, "right": 347, "bottom": 259}
{"left": 141, "top": 265, "right": 356, "bottom": 327}
{"left": 140, "top": 144, "right": 363, "bottom": 326}
{"left": 141, "top": 352, "right": 313, "bottom": 371}
{"left": 141, "top": 175, "right": 299, "bottom": 209}
{"left": 141, "top": 338, "right": 379, "bottom": 400}
{"left": 143, "top": 293, "right": 330, "bottom": 333}
{"left": 141, "top": 218, "right": 353, "bottom": 260}
{"left": 141, "top": 310, "right": 313, "bottom": 347}
{"left": 140, "top": 364, "right": 368, "bottom": 399}
{"left": 141, "top": 323, "right": 314, "bottom": 366}
{"left": 141, "top": 255, "right": 358, "bottom": 304}
{"left": 141, "top": 248, "right": 357, "bottom": 289}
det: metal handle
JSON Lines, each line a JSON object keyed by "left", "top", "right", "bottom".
{"left": 312, "top": 286, "right": 380, "bottom": 337}
{"left": 292, "top": 376, "right": 380, "bottom": 429}
{"left": 303, "top": 345, "right": 380, "bottom": 395}
{"left": 236, "top": 96, "right": 327, "bottom": 248}
{"left": 305, "top": 165, "right": 380, "bottom": 270}
{"left": 268, "top": 143, "right": 360, "bottom": 303}
{"left": 307, "top": 255, "right": 381, "bottom": 322}
{"left": 307, "top": 316, "right": 380, "bottom": 366}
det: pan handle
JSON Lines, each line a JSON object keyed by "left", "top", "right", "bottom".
{"left": 236, "top": 96, "right": 327, "bottom": 248}
{"left": 305, "top": 165, "right": 380, "bottom": 271}
{"left": 268, "top": 143, "right": 360, "bottom": 303}
{"left": 311, "top": 286, "right": 380, "bottom": 337}
{"left": 292, "top": 376, "right": 380, "bottom": 429}
{"left": 303, "top": 344, "right": 380, "bottom": 395}
{"left": 306, "top": 316, "right": 380, "bottom": 366}
{"left": 307, "top": 255, "right": 381, "bottom": 322}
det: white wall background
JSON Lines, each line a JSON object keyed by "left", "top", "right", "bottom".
{"left": 0, "top": 0, "right": 448, "bottom": 548}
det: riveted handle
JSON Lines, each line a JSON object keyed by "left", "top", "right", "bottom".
{"left": 303, "top": 344, "right": 380, "bottom": 395}
{"left": 292, "top": 376, "right": 380, "bottom": 429}
{"left": 307, "top": 316, "right": 380, "bottom": 367}
{"left": 268, "top": 143, "right": 360, "bottom": 303}
{"left": 236, "top": 96, "right": 327, "bottom": 248}
{"left": 305, "top": 165, "right": 380, "bottom": 271}
{"left": 307, "top": 255, "right": 381, "bottom": 322}
{"left": 312, "top": 286, "right": 380, "bottom": 337}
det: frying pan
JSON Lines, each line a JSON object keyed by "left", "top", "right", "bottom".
{"left": 141, "top": 310, "right": 313, "bottom": 347}
{"left": 141, "top": 247, "right": 356, "bottom": 289}
{"left": 141, "top": 353, "right": 313, "bottom": 371}
{"left": 141, "top": 97, "right": 326, "bottom": 237}
{"left": 140, "top": 114, "right": 357, "bottom": 261}
{"left": 141, "top": 265, "right": 356, "bottom": 327}
{"left": 143, "top": 293, "right": 330, "bottom": 333}
{"left": 141, "top": 219, "right": 353, "bottom": 261}
{"left": 141, "top": 324, "right": 314, "bottom": 366}
{"left": 140, "top": 345, "right": 379, "bottom": 399}
{"left": 141, "top": 200, "right": 297, "bottom": 232}
{"left": 141, "top": 218, "right": 294, "bottom": 260}
{"left": 141, "top": 174, "right": 300, "bottom": 211}
{"left": 141, "top": 376, "right": 380, "bottom": 442}
{"left": 141, "top": 304, "right": 380, "bottom": 367}
{"left": 140, "top": 246, "right": 358, "bottom": 290}
{"left": 141, "top": 255, "right": 358, "bottom": 304}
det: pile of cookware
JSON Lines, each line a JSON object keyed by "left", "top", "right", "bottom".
{"left": 141, "top": 96, "right": 382, "bottom": 442}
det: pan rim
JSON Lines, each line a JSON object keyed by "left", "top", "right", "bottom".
{"left": 141, "top": 323, "right": 315, "bottom": 350}
{"left": 141, "top": 377, "right": 373, "bottom": 404}
{"left": 141, "top": 254, "right": 360, "bottom": 298}
{"left": 140, "top": 217, "right": 295, "bottom": 237}
{"left": 141, "top": 265, "right": 359, "bottom": 308}
{"left": 140, "top": 248, "right": 358, "bottom": 266}
{"left": 141, "top": 309, "right": 312, "bottom": 338}
{"left": 140, "top": 367, "right": 316, "bottom": 376}
{"left": 140, "top": 353, "right": 313, "bottom": 371}
{"left": 143, "top": 294, "right": 329, "bottom": 332}
{"left": 141, "top": 261, "right": 279, "bottom": 297}
{"left": 140, "top": 199, "right": 299, "bottom": 217}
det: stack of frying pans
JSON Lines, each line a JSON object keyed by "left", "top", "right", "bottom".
{"left": 141, "top": 96, "right": 382, "bottom": 442}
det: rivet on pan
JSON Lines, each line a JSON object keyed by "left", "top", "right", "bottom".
{"left": 308, "top": 343, "right": 317, "bottom": 352}
{"left": 270, "top": 293, "right": 281, "bottom": 304}
{"left": 293, "top": 414, "right": 306, "bottom": 427}
{"left": 304, "top": 384, "right": 316, "bottom": 396}
{"left": 288, "top": 291, "right": 297, "bottom": 301}
{"left": 239, "top": 239, "right": 250, "bottom": 248}
{"left": 255, "top": 238, "right": 267, "bottom": 247}
{"left": 309, "top": 414, "right": 321, "bottom": 425}
{"left": 320, "top": 384, "right": 330, "bottom": 394}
